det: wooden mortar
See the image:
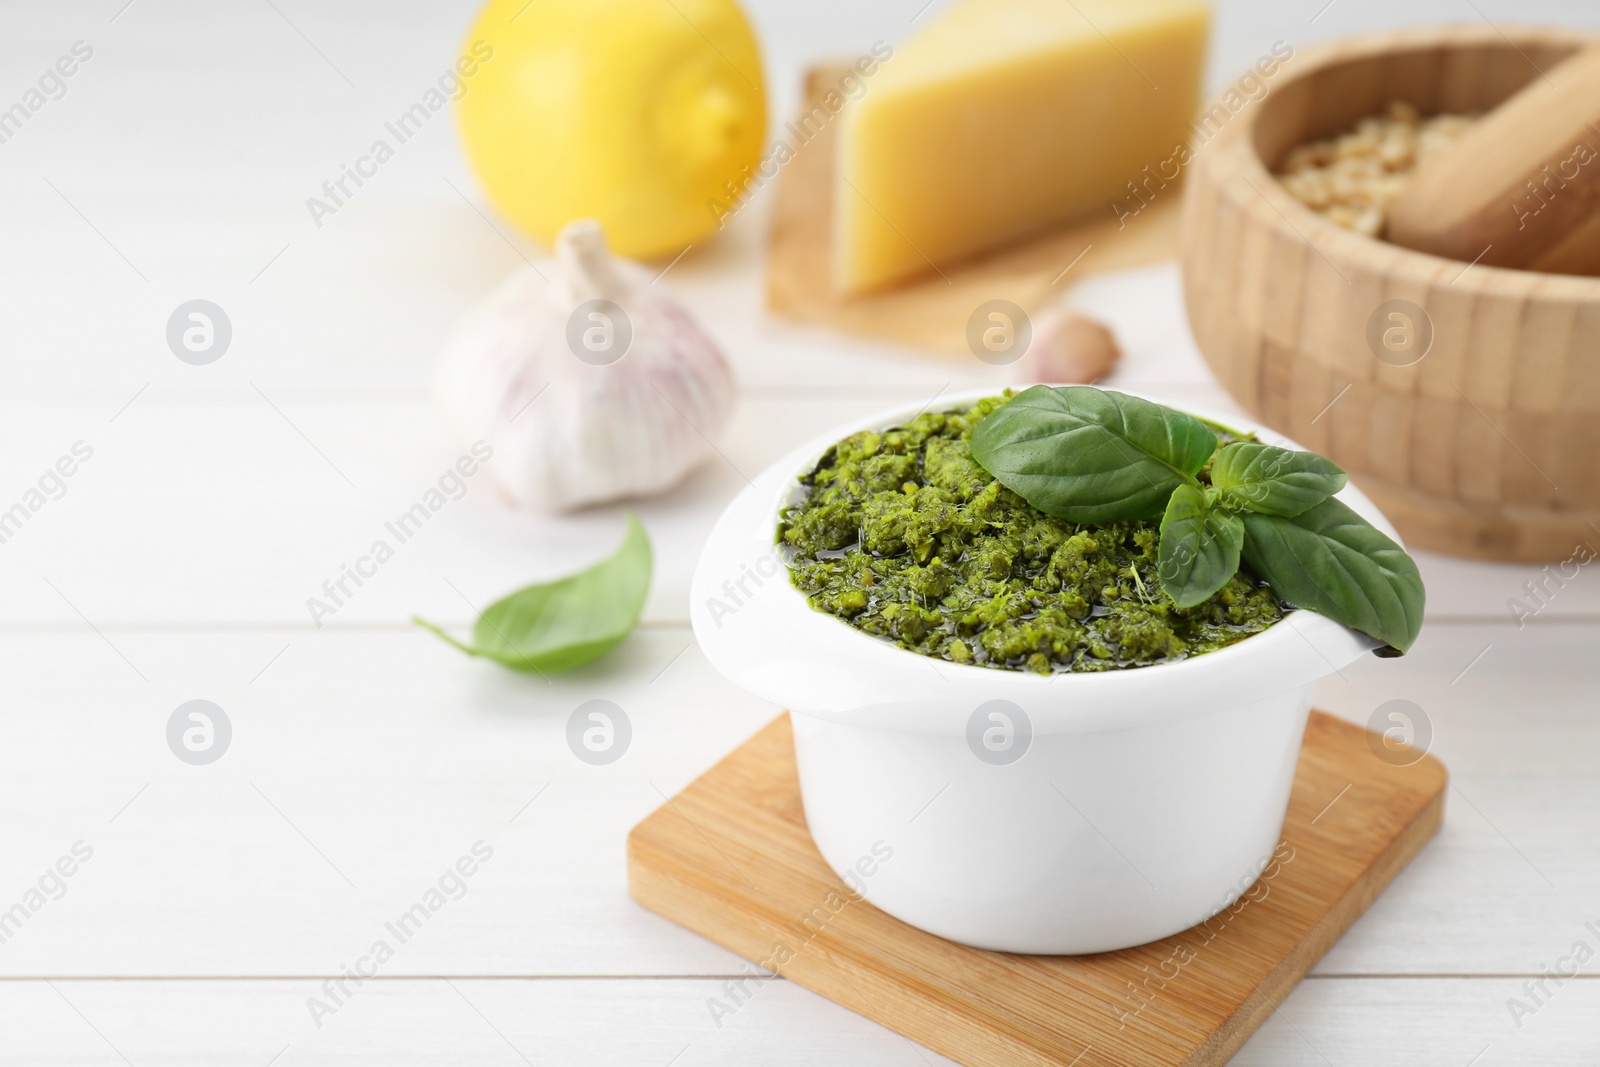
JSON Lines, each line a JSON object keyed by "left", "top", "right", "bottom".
{"left": 1181, "top": 24, "right": 1600, "bottom": 562}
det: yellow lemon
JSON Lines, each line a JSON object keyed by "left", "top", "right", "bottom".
{"left": 457, "top": 0, "right": 766, "bottom": 260}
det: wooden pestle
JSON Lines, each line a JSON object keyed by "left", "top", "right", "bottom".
{"left": 1386, "top": 43, "right": 1600, "bottom": 276}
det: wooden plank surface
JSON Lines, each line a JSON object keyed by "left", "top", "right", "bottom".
{"left": 4, "top": 976, "right": 1598, "bottom": 1067}
{"left": 630, "top": 712, "right": 1447, "bottom": 1067}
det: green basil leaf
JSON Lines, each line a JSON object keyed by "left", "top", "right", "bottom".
{"left": 1157, "top": 484, "right": 1245, "bottom": 608}
{"left": 969, "top": 385, "right": 1218, "bottom": 522}
{"left": 1211, "top": 442, "right": 1347, "bottom": 517}
{"left": 415, "top": 514, "right": 652, "bottom": 673}
{"left": 1241, "top": 498, "right": 1424, "bottom": 653}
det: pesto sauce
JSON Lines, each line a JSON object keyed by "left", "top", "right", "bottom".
{"left": 777, "top": 394, "right": 1287, "bottom": 675}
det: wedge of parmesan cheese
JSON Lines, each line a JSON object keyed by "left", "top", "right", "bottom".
{"left": 835, "top": 0, "right": 1210, "bottom": 293}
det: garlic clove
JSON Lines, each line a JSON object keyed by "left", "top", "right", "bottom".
{"left": 436, "top": 220, "right": 737, "bottom": 513}
{"left": 1011, "top": 309, "right": 1121, "bottom": 385}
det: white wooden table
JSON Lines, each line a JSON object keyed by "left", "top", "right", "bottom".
{"left": 1, "top": 2, "right": 1597, "bottom": 1063}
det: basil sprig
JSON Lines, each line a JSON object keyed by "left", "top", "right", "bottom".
{"left": 970, "top": 386, "right": 1424, "bottom": 652}
{"left": 415, "top": 514, "right": 652, "bottom": 673}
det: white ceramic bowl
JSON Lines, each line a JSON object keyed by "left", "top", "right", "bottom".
{"left": 690, "top": 388, "right": 1394, "bottom": 954}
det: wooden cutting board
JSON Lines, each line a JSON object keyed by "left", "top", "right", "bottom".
{"left": 628, "top": 711, "right": 1446, "bottom": 1067}
{"left": 764, "top": 65, "right": 1184, "bottom": 357}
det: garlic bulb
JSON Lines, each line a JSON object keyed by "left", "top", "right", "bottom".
{"left": 437, "top": 220, "right": 737, "bottom": 512}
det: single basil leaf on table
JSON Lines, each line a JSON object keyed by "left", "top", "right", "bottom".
{"left": 1210, "top": 441, "right": 1347, "bottom": 517}
{"left": 1240, "top": 498, "right": 1424, "bottom": 653}
{"left": 415, "top": 514, "right": 652, "bottom": 673}
{"left": 969, "top": 385, "right": 1219, "bottom": 522}
{"left": 1157, "top": 484, "right": 1245, "bottom": 608}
